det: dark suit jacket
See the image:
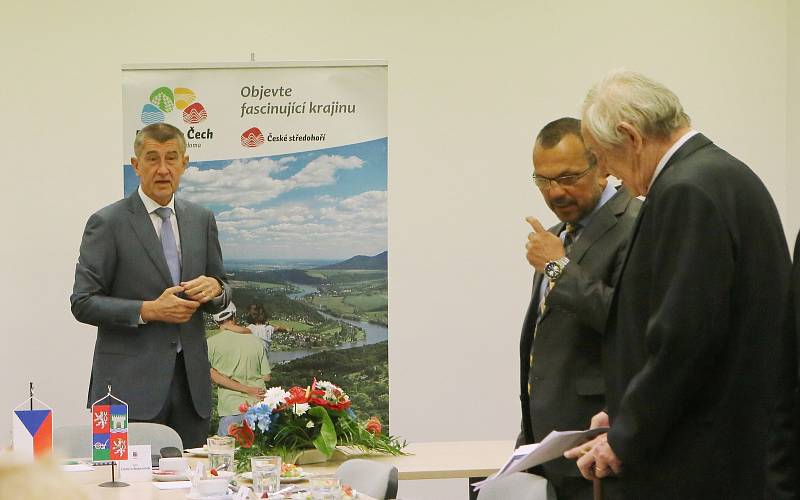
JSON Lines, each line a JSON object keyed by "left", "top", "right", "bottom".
{"left": 518, "top": 186, "right": 641, "bottom": 480}
{"left": 604, "top": 134, "right": 793, "bottom": 499}
{"left": 71, "top": 190, "right": 231, "bottom": 421}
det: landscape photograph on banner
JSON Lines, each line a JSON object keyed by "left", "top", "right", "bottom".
{"left": 124, "top": 139, "right": 388, "bottom": 432}
{"left": 121, "top": 64, "right": 389, "bottom": 436}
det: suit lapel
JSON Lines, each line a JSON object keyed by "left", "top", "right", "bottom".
{"left": 568, "top": 208, "right": 614, "bottom": 263}
{"left": 615, "top": 134, "right": 711, "bottom": 281}
{"left": 175, "top": 198, "right": 197, "bottom": 282}
{"left": 651, "top": 133, "right": 711, "bottom": 191}
{"left": 126, "top": 191, "right": 174, "bottom": 288}
{"left": 568, "top": 187, "right": 630, "bottom": 263}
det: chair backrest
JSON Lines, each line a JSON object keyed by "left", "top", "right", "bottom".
{"left": 476, "top": 472, "right": 547, "bottom": 500}
{"left": 129, "top": 422, "right": 184, "bottom": 453}
{"left": 53, "top": 425, "right": 92, "bottom": 458}
{"left": 54, "top": 422, "right": 183, "bottom": 459}
{"left": 336, "top": 458, "right": 398, "bottom": 500}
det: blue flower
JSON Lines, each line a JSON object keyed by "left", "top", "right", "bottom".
{"left": 245, "top": 403, "right": 273, "bottom": 433}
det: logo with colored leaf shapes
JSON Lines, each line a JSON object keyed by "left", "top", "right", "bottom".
{"left": 140, "top": 86, "right": 207, "bottom": 125}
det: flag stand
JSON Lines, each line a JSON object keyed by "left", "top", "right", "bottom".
{"left": 98, "top": 460, "right": 128, "bottom": 488}
{"left": 93, "top": 384, "right": 129, "bottom": 488}
{"left": 11, "top": 383, "right": 54, "bottom": 459}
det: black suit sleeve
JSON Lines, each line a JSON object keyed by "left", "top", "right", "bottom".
{"left": 764, "top": 233, "right": 800, "bottom": 499}
{"left": 608, "top": 183, "right": 734, "bottom": 465}
{"left": 546, "top": 256, "right": 622, "bottom": 334}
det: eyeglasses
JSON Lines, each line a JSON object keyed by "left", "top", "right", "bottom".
{"left": 532, "top": 164, "right": 596, "bottom": 190}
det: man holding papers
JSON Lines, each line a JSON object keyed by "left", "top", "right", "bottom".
{"left": 565, "top": 70, "right": 795, "bottom": 499}
{"left": 519, "top": 117, "right": 640, "bottom": 499}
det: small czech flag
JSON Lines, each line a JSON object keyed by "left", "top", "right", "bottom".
{"left": 12, "top": 397, "right": 53, "bottom": 460}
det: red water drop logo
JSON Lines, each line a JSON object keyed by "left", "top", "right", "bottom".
{"left": 182, "top": 102, "right": 207, "bottom": 124}
{"left": 241, "top": 127, "right": 265, "bottom": 148}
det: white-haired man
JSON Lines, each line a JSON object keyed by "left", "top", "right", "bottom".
{"left": 564, "top": 70, "right": 796, "bottom": 499}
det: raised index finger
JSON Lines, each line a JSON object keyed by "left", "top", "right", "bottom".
{"left": 525, "top": 216, "right": 546, "bottom": 233}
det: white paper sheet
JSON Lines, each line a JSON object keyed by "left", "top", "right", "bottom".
{"left": 472, "top": 427, "right": 608, "bottom": 490}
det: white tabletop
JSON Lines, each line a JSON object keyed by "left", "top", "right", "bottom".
{"left": 301, "top": 440, "right": 514, "bottom": 480}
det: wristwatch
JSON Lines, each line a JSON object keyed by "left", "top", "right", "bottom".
{"left": 544, "top": 256, "right": 570, "bottom": 282}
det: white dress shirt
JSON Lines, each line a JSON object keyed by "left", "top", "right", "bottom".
{"left": 138, "top": 186, "right": 182, "bottom": 261}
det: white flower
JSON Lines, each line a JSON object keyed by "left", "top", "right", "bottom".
{"left": 263, "top": 387, "right": 290, "bottom": 410}
{"left": 306, "top": 421, "right": 315, "bottom": 428}
{"left": 315, "top": 380, "right": 348, "bottom": 402}
{"left": 293, "top": 403, "right": 310, "bottom": 416}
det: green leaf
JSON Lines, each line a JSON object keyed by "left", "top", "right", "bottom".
{"left": 308, "top": 406, "right": 337, "bottom": 457}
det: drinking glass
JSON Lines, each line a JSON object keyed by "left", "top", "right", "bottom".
{"left": 251, "top": 455, "right": 281, "bottom": 495}
{"left": 309, "top": 474, "right": 341, "bottom": 499}
{"left": 207, "top": 435, "right": 235, "bottom": 473}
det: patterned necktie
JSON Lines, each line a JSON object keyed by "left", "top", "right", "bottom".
{"left": 563, "top": 222, "right": 579, "bottom": 256}
{"left": 155, "top": 207, "right": 181, "bottom": 286}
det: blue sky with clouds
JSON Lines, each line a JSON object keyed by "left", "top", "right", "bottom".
{"left": 124, "top": 138, "right": 387, "bottom": 260}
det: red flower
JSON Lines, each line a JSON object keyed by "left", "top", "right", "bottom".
{"left": 228, "top": 420, "right": 255, "bottom": 448}
{"left": 286, "top": 386, "right": 309, "bottom": 405}
{"left": 239, "top": 402, "right": 251, "bottom": 413}
{"left": 365, "top": 416, "right": 382, "bottom": 436}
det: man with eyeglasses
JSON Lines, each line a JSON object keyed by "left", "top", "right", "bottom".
{"left": 517, "top": 117, "right": 641, "bottom": 500}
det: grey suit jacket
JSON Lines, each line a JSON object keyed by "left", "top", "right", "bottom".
{"left": 518, "top": 186, "right": 641, "bottom": 479}
{"left": 71, "top": 189, "right": 230, "bottom": 420}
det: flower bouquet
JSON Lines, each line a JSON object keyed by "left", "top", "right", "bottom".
{"left": 227, "top": 379, "right": 406, "bottom": 471}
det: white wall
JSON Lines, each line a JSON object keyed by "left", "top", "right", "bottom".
{"left": 788, "top": 0, "right": 800, "bottom": 246}
{"left": 0, "top": 1, "right": 793, "bottom": 498}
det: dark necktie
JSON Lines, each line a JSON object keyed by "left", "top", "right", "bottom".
{"left": 563, "top": 222, "right": 580, "bottom": 256}
{"left": 155, "top": 207, "right": 181, "bottom": 286}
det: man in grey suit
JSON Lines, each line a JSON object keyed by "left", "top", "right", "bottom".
{"left": 71, "top": 123, "right": 231, "bottom": 448}
{"left": 519, "top": 118, "right": 640, "bottom": 500}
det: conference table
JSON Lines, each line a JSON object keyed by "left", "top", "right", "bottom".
{"left": 302, "top": 440, "right": 513, "bottom": 480}
{"left": 68, "top": 440, "right": 513, "bottom": 499}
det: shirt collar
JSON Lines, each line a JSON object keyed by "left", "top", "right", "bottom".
{"left": 138, "top": 185, "right": 176, "bottom": 214}
{"left": 649, "top": 129, "right": 699, "bottom": 190}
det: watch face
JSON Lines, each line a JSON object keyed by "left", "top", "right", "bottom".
{"left": 544, "top": 261, "right": 560, "bottom": 279}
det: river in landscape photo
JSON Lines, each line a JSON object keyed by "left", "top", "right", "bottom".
{"left": 267, "top": 283, "right": 389, "bottom": 364}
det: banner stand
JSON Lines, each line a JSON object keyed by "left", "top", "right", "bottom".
{"left": 92, "top": 384, "right": 129, "bottom": 488}
{"left": 11, "top": 383, "right": 54, "bottom": 460}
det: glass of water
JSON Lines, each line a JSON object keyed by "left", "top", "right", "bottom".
{"left": 251, "top": 455, "right": 281, "bottom": 495}
{"left": 309, "top": 474, "right": 341, "bottom": 499}
{"left": 207, "top": 435, "right": 235, "bottom": 473}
